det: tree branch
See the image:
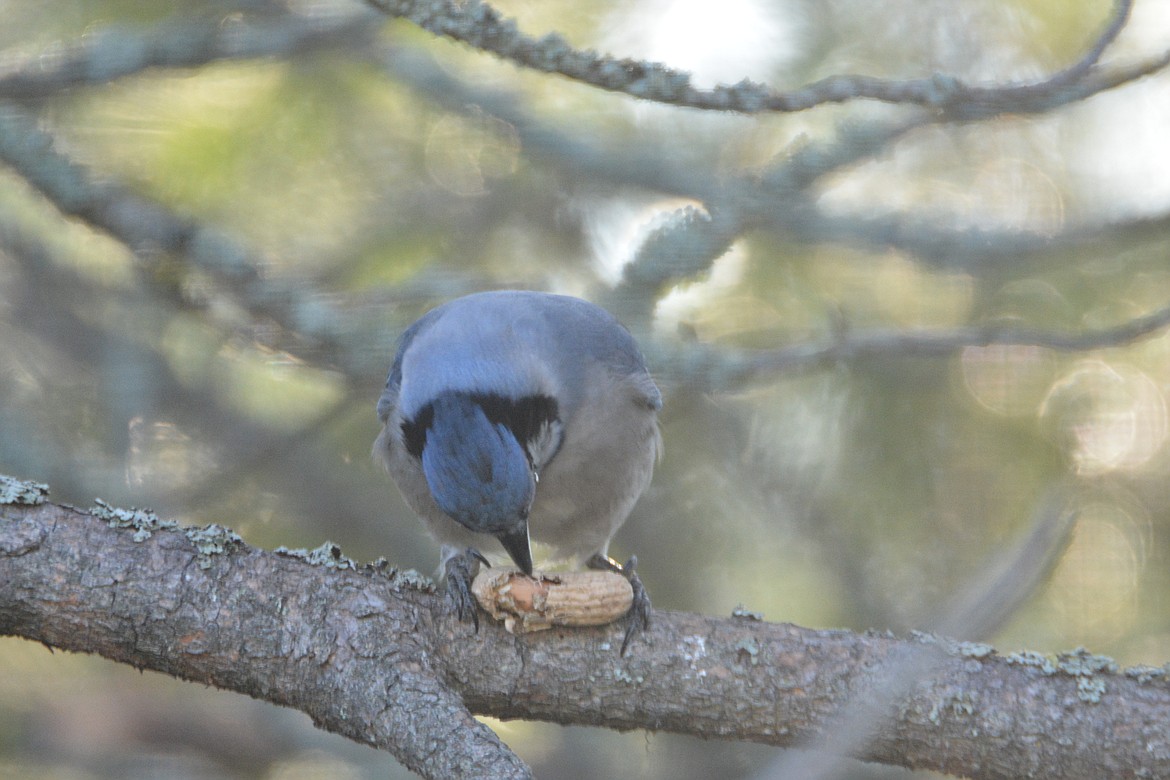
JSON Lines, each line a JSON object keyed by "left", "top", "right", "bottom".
{"left": 0, "top": 478, "right": 528, "bottom": 779}
{"left": 3, "top": 479, "right": 1170, "bottom": 779}
{"left": 0, "top": 8, "right": 381, "bottom": 100}
{"left": 0, "top": 101, "right": 394, "bottom": 378}
{"left": 663, "top": 300, "right": 1170, "bottom": 389}
{"left": 364, "top": 0, "right": 1165, "bottom": 116}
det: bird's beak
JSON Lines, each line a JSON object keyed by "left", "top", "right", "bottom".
{"left": 498, "top": 525, "right": 533, "bottom": 576}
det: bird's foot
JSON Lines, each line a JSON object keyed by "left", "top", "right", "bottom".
{"left": 444, "top": 547, "right": 490, "bottom": 630}
{"left": 587, "top": 553, "right": 651, "bottom": 655}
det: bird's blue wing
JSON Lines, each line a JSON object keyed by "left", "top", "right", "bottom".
{"left": 376, "top": 306, "right": 444, "bottom": 423}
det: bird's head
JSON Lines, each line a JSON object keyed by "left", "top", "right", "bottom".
{"left": 420, "top": 393, "right": 535, "bottom": 574}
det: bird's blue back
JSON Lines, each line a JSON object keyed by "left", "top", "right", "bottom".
{"left": 378, "top": 290, "right": 660, "bottom": 423}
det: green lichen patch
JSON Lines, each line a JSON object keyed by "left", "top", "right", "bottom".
{"left": 1004, "top": 650, "right": 1058, "bottom": 675}
{"left": 734, "top": 636, "right": 761, "bottom": 666}
{"left": 1055, "top": 647, "right": 1118, "bottom": 676}
{"left": 957, "top": 642, "right": 995, "bottom": 659}
{"left": 1123, "top": 665, "right": 1170, "bottom": 684}
{"left": 909, "top": 629, "right": 952, "bottom": 649}
{"left": 612, "top": 666, "right": 644, "bottom": 684}
{"left": 1076, "top": 676, "right": 1107, "bottom": 704}
{"left": 270, "top": 546, "right": 435, "bottom": 592}
{"left": 0, "top": 475, "right": 49, "bottom": 506}
{"left": 1005, "top": 647, "right": 1117, "bottom": 703}
{"left": 391, "top": 568, "right": 435, "bottom": 592}
{"left": 364, "top": 557, "right": 397, "bottom": 577}
{"left": 1057, "top": 648, "right": 1117, "bottom": 703}
{"left": 928, "top": 691, "right": 976, "bottom": 724}
{"left": 910, "top": 631, "right": 986, "bottom": 658}
{"left": 731, "top": 604, "right": 764, "bottom": 621}
{"left": 185, "top": 524, "right": 244, "bottom": 569}
{"left": 92, "top": 498, "right": 177, "bottom": 542}
{"left": 274, "top": 541, "right": 357, "bottom": 570}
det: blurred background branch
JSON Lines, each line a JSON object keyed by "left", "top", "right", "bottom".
{"left": 364, "top": 0, "right": 1161, "bottom": 116}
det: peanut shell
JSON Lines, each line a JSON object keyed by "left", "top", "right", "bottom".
{"left": 471, "top": 568, "right": 634, "bottom": 634}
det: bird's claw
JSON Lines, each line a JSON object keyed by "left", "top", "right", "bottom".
{"left": 622, "top": 560, "right": 652, "bottom": 656}
{"left": 588, "top": 553, "right": 651, "bottom": 655}
{"left": 445, "top": 547, "right": 490, "bottom": 629}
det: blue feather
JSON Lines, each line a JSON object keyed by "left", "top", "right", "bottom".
{"left": 419, "top": 393, "right": 534, "bottom": 537}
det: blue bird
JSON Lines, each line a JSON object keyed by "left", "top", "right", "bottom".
{"left": 373, "top": 290, "right": 661, "bottom": 650}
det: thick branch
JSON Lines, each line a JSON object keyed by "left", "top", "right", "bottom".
{"left": 0, "top": 481, "right": 528, "bottom": 780}
{"left": 3, "top": 482, "right": 1170, "bottom": 779}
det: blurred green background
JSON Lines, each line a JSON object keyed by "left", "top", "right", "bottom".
{"left": 3, "top": 0, "right": 1170, "bottom": 777}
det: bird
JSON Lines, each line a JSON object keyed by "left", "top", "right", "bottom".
{"left": 373, "top": 290, "right": 661, "bottom": 651}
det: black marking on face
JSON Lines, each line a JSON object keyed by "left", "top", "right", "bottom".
{"left": 402, "top": 392, "right": 562, "bottom": 469}
{"left": 402, "top": 404, "right": 433, "bottom": 460}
